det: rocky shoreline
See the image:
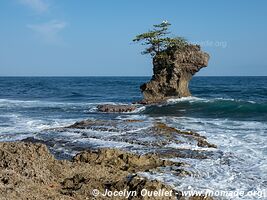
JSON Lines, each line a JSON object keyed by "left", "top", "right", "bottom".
{"left": 0, "top": 142, "right": 173, "bottom": 200}
{"left": 0, "top": 141, "right": 214, "bottom": 200}
{"left": 0, "top": 119, "right": 216, "bottom": 200}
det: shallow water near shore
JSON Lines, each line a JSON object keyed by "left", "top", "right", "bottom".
{"left": 0, "top": 76, "right": 266, "bottom": 199}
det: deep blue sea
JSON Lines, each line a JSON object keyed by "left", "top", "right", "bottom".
{"left": 0, "top": 76, "right": 266, "bottom": 199}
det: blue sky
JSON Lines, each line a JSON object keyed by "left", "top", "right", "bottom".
{"left": 0, "top": 0, "right": 266, "bottom": 76}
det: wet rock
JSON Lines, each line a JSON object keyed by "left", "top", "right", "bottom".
{"left": 67, "top": 119, "right": 110, "bottom": 129}
{"left": 124, "top": 119, "right": 145, "bottom": 123}
{"left": 59, "top": 119, "right": 217, "bottom": 160}
{"left": 66, "top": 119, "right": 124, "bottom": 133}
{"left": 153, "top": 122, "right": 217, "bottom": 148}
{"left": 156, "top": 148, "right": 214, "bottom": 160}
{"left": 140, "top": 45, "right": 209, "bottom": 104}
{"left": 65, "top": 120, "right": 216, "bottom": 149}
{"left": 97, "top": 104, "right": 137, "bottom": 112}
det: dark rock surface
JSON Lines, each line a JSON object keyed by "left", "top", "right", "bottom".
{"left": 140, "top": 45, "right": 209, "bottom": 104}
{"left": 97, "top": 104, "right": 137, "bottom": 112}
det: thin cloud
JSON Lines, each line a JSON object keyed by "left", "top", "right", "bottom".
{"left": 19, "top": 0, "right": 49, "bottom": 13}
{"left": 28, "top": 20, "right": 67, "bottom": 44}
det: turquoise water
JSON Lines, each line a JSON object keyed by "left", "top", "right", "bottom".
{"left": 0, "top": 76, "right": 266, "bottom": 199}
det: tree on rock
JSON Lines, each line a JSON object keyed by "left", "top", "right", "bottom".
{"left": 133, "top": 21, "right": 209, "bottom": 104}
{"left": 133, "top": 21, "right": 188, "bottom": 57}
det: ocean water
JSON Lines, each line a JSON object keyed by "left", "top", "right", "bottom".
{"left": 0, "top": 76, "right": 266, "bottom": 199}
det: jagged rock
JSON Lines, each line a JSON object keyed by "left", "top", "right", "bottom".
{"left": 140, "top": 45, "right": 209, "bottom": 104}
{"left": 0, "top": 142, "right": 179, "bottom": 200}
{"left": 97, "top": 104, "right": 137, "bottom": 112}
{"left": 64, "top": 120, "right": 216, "bottom": 149}
{"left": 73, "top": 148, "right": 179, "bottom": 173}
{"left": 153, "top": 122, "right": 217, "bottom": 148}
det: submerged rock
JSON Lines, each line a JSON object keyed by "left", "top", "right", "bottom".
{"left": 97, "top": 104, "right": 137, "bottom": 112}
{"left": 140, "top": 45, "right": 209, "bottom": 104}
{"left": 40, "top": 119, "right": 218, "bottom": 162}
{"left": 44, "top": 119, "right": 218, "bottom": 160}
{"left": 64, "top": 119, "right": 217, "bottom": 151}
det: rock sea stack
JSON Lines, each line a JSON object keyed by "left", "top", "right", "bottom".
{"left": 140, "top": 45, "right": 209, "bottom": 104}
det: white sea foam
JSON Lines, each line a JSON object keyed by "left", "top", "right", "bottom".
{"left": 0, "top": 98, "right": 113, "bottom": 109}
{"left": 165, "top": 96, "right": 258, "bottom": 106}
{"left": 145, "top": 116, "right": 267, "bottom": 200}
{"left": 72, "top": 137, "right": 143, "bottom": 149}
{"left": 165, "top": 143, "right": 217, "bottom": 151}
{"left": 166, "top": 96, "right": 204, "bottom": 104}
{"left": 115, "top": 114, "right": 149, "bottom": 121}
{"left": 131, "top": 105, "right": 146, "bottom": 113}
{"left": 213, "top": 97, "right": 256, "bottom": 104}
{"left": 0, "top": 112, "right": 78, "bottom": 141}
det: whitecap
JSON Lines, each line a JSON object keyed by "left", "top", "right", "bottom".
{"left": 166, "top": 96, "right": 204, "bottom": 104}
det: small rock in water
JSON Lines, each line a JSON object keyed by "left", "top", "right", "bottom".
{"left": 97, "top": 104, "right": 136, "bottom": 112}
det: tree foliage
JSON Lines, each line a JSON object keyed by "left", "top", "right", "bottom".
{"left": 133, "top": 21, "right": 188, "bottom": 57}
